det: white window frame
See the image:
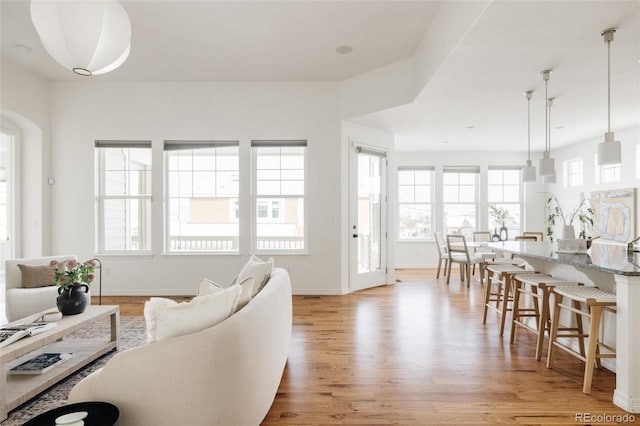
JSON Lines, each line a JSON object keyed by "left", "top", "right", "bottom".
{"left": 95, "top": 140, "right": 153, "bottom": 254}
{"left": 397, "top": 166, "right": 434, "bottom": 241}
{"left": 251, "top": 140, "right": 307, "bottom": 254}
{"left": 442, "top": 166, "right": 480, "bottom": 238}
{"left": 487, "top": 166, "right": 523, "bottom": 239}
{"left": 164, "top": 140, "right": 240, "bottom": 254}
{"left": 563, "top": 158, "right": 583, "bottom": 187}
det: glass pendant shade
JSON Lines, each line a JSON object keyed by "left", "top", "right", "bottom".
{"left": 523, "top": 160, "right": 537, "bottom": 182}
{"left": 30, "top": 0, "right": 131, "bottom": 76}
{"left": 538, "top": 153, "right": 555, "bottom": 176}
{"left": 597, "top": 132, "right": 621, "bottom": 166}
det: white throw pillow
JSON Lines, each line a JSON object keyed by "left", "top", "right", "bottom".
{"left": 238, "top": 255, "right": 273, "bottom": 297}
{"left": 228, "top": 275, "right": 256, "bottom": 310}
{"left": 197, "top": 278, "right": 225, "bottom": 296}
{"left": 144, "top": 284, "right": 241, "bottom": 343}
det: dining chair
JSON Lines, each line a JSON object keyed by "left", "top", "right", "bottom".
{"left": 515, "top": 235, "right": 538, "bottom": 241}
{"left": 434, "top": 232, "right": 449, "bottom": 279}
{"left": 446, "top": 234, "right": 484, "bottom": 288}
{"left": 523, "top": 231, "right": 544, "bottom": 241}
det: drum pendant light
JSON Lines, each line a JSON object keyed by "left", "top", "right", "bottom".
{"left": 542, "top": 98, "right": 556, "bottom": 183}
{"left": 538, "top": 70, "right": 555, "bottom": 177}
{"left": 30, "top": 0, "right": 131, "bottom": 76}
{"left": 597, "top": 28, "right": 621, "bottom": 166}
{"left": 522, "top": 91, "right": 536, "bottom": 183}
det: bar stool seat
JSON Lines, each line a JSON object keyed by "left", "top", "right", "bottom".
{"left": 482, "top": 264, "right": 538, "bottom": 336}
{"left": 511, "top": 275, "right": 582, "bottom": 361}
{"left": 547, "top": 285, "right": 617, "bottom": 394}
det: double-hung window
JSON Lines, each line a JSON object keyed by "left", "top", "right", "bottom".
{"left": 252, "top": 140, "right": 306, "bottom": 252}
{"left": 164, "top": 140, "right": 240, "bottom": 253}
{"left": 397, "top": 166, "right": 434, "bottom": 240}
{"left": 487, "top": 167, "right": 522, "bottom": 239}
{"left": 96, "top": 140, "right": 152, "bottom": 252}
{"left": 442, "top": 166, "right": 479, "bottom": 239}
{"left": 563, "top": 158, "right": 583, "bottom": 187}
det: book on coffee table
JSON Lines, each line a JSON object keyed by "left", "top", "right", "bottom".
{"left": 9, "top": 352, "right": 73, "bottom": 375}
{"left": 0, "top": 322, "right": 57, "bottom": 349}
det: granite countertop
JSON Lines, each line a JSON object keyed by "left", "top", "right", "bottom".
{"left": 488, "top": 241, "right": 640, "bottom": 276}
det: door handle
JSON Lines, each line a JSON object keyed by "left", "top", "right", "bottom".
{"left": 352, "top": 234, "right": 358, "bottom": 238}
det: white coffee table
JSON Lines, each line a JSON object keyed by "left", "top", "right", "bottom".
{"left": 0, "top": 305, "right": 120, "bottom": 421}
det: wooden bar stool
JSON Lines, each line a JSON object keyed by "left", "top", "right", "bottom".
{"left": 479, "top": 257, "right": 528, "bottom": 286}
{"left": 511, "top": 275, "right": 583, "bottom": 361}
{"left": 482, "top": 264, "right": 537, "bottom": 336}
{"left": 547, "top": 285, "right": 617, "bottom": 394}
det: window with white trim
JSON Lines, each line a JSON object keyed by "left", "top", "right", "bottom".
{"left": 563, "top": 158, "right": 583, "bottom": 187}
{"left": 595, "top": 154, "right": 620, "bottom": 183}
{"left": 164, "top": 140, "right": 239, "bottom": 253}
{"left": 96, "top": 140, "right": 152, "bottom": 252}
{"left": 397, "top": 167, "right": 434, "bottom": 240}
{"left": 252, "top": 140, "right": 306, "bottom": 252}
{"left": 488, "top": 167, "right": 521, "bottom": 239}
{"left": 442, "top": 166, "right": 479, "bottom": 239}
{"left": 636, "top": 144, "right": 640, "bottom": 180}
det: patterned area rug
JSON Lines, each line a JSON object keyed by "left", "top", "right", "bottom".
{"left": 2, "top": 316, "right": 146, "bottom": 426}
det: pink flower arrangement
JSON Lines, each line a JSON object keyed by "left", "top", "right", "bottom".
{"left": 50, "top": 259, "right": 96, "bottom": 290}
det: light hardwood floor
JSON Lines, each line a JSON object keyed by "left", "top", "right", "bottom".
{"left": 98, "top": 269, "right": 631, "bottom": 425}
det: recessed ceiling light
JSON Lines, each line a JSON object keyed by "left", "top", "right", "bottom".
{"left": 555, "top": 126, "right": 565, "bottom": 130}
{"left": 336, "top": 45, "right": 353, "bottom": 55}
{"left": 441, "top": 140, "right": 449, "bottom": 144}
{"left": 464, "top": 126, "right": 475, "bottom": 130}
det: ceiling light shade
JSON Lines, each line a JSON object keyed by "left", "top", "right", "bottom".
{"left": 597, "top": 132, "right": 622, "bottom": 165}
{"left": 523, "top": 160, "right": 537, "bottom": 182}
{"left": 30, "top": 0, "right": 131, "bottom": 76}
{"left": 538, "top": 153, "right": 555, "bottom": 177}
{"left": 542, "top": 170, "right": 556, "bottom": 184}
{"left": 597, "top": 28, "right": 621, "bottom": 166}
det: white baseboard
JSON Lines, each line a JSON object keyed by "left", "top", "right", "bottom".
{"left": 394, "top": 264, "right": 437, "bottom": 269}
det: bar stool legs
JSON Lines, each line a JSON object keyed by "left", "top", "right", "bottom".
{"left": 546, "top": 286, "right": 617, "bottom": 394}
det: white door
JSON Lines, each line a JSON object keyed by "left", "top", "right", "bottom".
{"left": 350, "top": 144, "right": 387, "bottom": 292}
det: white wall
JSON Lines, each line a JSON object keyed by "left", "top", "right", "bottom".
{"left": 48, "top": 81, "right": 345, "bottom": 295}
{"left": 0, "top": 60, "right": 51, "bottom": 258}
{"left": 393, "top": 150, "right": 542, "bottom": 268}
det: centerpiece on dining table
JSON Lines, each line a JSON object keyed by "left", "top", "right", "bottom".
{"left": 51, "top": 258, "right": 96, "bottom": 315}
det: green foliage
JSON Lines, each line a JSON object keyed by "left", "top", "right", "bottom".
{"left": 50, "top": 259, "right": 96, "bottom": 290}
{"left": 544, "top": 193, "right": 595, "bottom": 242}
{"left": 489, "top": 204, "right": 513, "bottom": 224}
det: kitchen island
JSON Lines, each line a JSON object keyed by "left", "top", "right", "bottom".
{"left": 489, "top": 241, "right": 640, "bottom": 413}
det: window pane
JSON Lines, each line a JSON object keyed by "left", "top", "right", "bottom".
{"left": 414, "top": 185, "right": 430, "bottom": 203}
{"left": 488, "top": 170, "right": 502, "bottom": 185}
{"left": 256, "top": 197, "right": 304, "bottom": 250}
{"left": 459, "top": 173, "right": 476, "bottom": 185}
{"left": 398, "top": 170, "right": 414, "bottom": 185}
{"left": 399, "top": 204, "right": 431, "bottom": 239}
{"left": 257, "top": 181, "right": 281, "bottom": 195}
{"left": 282, "top": 181, "right": 304, "bottom": 195}
{"left": 443, "top": 204, "right": 476, "bottom": 239}
{"left": 503, "top": 186, "right": 520, "bottom": 202}
{"left": 459, "top": 186, "right": 475, "bottom": 202}
{"left": 443, "top": 186, "right": 459, "bottom": 203}
{"left": 166, "top": 145, "right": 240, "bottom": 252}
{"left": 281, "top": 170, "right": 304, "bottom": 181}
{"left": 398, "top": 186, "right": 414, "bottom": 203}
{"left": 487, "top": 186, "right": 502, "bottom": 202}
{"left": 103, "top": 198, "right": 151, "bottom": 251}
{"left": 281, "top": 154, "right": 304, "bottom": 169}
{"left": 504, "top": 170, "right": 520, "bottom": 183}
{"left": 443, "top": 173, "right": 458, "bottom": 185}
{"left": 414, "top": 170, "right": 430, "bottom": 185}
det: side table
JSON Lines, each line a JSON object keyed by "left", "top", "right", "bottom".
{"left": 22, "top": 401, "right": 119, "bottom": 426}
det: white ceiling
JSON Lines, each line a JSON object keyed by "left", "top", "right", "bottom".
{"left": 1, "top": 1, "right": 639, "bottom": 153}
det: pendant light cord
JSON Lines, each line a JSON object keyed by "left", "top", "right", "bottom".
{"left": 607, "top": 38, "right": 611, "bottom": 133}
{"left": 527, "top": 93, "right": 531, "bottom": 161}
{"left": 544, "top": 77, "right": 549, "bottom": 152}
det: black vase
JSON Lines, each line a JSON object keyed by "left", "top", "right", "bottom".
{"left": 57, "top": 284, "right": 89, "bottom": 315}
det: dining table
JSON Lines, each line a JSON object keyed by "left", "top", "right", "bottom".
{"left": 488, "top": 240, "right": 640, "bottom": 413}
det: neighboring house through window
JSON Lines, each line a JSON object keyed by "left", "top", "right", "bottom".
{"left": 252, "top": 140, "right": 306, "bottom": 252}
{"left": 164, "top": 140, "right": 240, "bottom": 253}
{"left": 487, "top": 167, "right": 522, "bottom": 239}
{"left": 442, "top": 166, "right": 479, "bottom": 239}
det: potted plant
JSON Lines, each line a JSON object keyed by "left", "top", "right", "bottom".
{"left": 50, "top": 259, "right": 96, "bottom": 315}
{"left": 489, "top": 204, "right": 514, "bottom": 241}
{"left": 544, "top": 194, "right": 596, "bottom": 242}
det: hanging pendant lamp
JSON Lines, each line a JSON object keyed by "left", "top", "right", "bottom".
{"left": 538, "top": 70, "right": 555, "bottom": 177}
{"left": 542, "top": 98, "right": 556, "bottom": 183}
{"left": 597, "top": 28, "right": 621, "bottom": 165}
{"left": 30, "top": 0, "right": 131, "bottom": 76}
{"left": 522, "top": 91, "right": 537, "bottom": 183}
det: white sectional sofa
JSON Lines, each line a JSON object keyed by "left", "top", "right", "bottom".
{"left": 68, "top": 267, "right": 292, "bottom": 426}
{"left": 5, "top": 255, "right": 79, "bottom": 321}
